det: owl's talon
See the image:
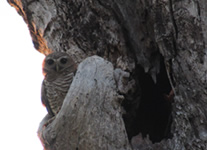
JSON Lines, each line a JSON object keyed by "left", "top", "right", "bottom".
{"left": 43, "top": 116, "right": 55, "bottom": 127}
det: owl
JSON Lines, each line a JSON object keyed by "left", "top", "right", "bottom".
{"left": 41, "top": 52, "right": 77, "bottom": 116}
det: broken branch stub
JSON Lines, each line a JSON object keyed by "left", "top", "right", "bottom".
{"left": 38, "top": 56, "right": 131, "bottom": 150}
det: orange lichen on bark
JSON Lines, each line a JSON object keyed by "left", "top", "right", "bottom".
{"left": 8, "top": 0, "right": 52, "bottom": 55}
{"left": 29, "top": 22, "right": 52, "bottom": 55}
{"left": 7, "top": 0, "right": 26, "bottom": 19}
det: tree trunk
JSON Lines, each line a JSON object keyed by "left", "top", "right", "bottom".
{"left": 8, "top": 0, "right": 207, "bottom": 149}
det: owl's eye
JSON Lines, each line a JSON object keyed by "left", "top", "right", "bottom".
{"left": 60, "top": 58, "right": 68, "bottom": 64}
{"left": 46, "top": 59, "right": 54, "bottom": 65}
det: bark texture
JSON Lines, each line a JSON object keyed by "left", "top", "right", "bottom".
{"left": 8, "top": 0, "right": 207, "bottom": 149}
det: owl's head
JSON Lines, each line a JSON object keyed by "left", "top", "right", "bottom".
{"left": 42, "top": 52, "right": 76, "bottom": 76}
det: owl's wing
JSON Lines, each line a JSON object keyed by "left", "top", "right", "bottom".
{"left": 41, "top": 80, "right": 54, "bottom": 116}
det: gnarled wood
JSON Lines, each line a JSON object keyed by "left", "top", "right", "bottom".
{"left": 38, "top": 56, "right": 131, "bottom": 150}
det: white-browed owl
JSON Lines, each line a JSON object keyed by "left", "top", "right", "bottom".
{"left": 41, "top": 52, "right": 77, "bottom": 116}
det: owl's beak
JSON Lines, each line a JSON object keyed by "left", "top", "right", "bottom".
{"left": 56, "top": 64, "right": 59, "bottom": 72}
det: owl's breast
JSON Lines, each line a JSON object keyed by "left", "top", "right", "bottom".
{"left": 45, "top": 72, "right": 74, "bottom": 115}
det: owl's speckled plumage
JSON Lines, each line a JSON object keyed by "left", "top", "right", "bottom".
{"left": 41, "top": 52, "right": 77, "bottom": 116}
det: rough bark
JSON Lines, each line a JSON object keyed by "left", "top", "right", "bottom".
{"left": 8, "top": 0, "right": 207, "bottom": 150}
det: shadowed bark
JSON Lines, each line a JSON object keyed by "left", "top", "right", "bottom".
{"left": 8, "top": 0, "right": 207, "bottom": 149}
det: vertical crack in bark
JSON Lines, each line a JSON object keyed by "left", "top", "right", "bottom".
{"left": 169, "top": 0, "right": 178, "bottom": 39}
{"left": 164, "top": 59, "right": 176, "bottom": 95}
{"left": 196, "top": 1, "right": 201, "bottom": 16}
